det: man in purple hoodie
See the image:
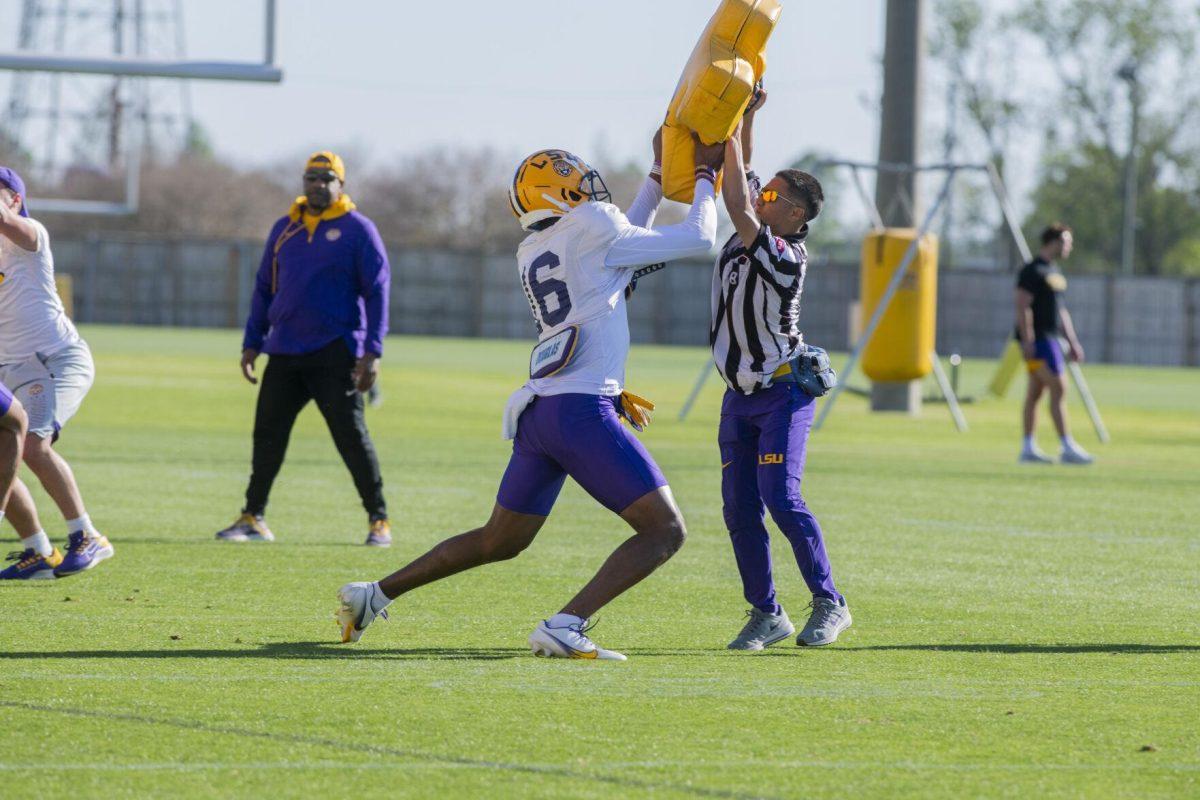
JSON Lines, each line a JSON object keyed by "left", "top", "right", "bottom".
{"left": 216, "top": 151, "right": 393, "bottom": 547}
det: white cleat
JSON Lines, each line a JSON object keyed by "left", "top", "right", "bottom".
{"left": 335, "top": 582, "right": 388, "bottom": 643}
{"left": 528, "top": 616, "right": 627, "bottom": 661}
{"left": 1019, "top": 448, "right": 1054, "bottom": 464}
{"left": 1060, "top": 444, "right": 1095, "bottom": 465}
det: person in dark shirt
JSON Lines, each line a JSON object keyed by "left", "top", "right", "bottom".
{"left": 1014, "top": 223, "right": 1093, "bottom": 465}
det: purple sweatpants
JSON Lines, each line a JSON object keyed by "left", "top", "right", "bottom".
{"left": 719, "top": 382, "right": 841, "bottom": 613}
{"left": 497, "top": 393, "right": 668, "bottom": 517}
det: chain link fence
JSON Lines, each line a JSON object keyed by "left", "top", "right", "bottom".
{"left": 51, "top": 232, "right": 1200, "bottom": 367}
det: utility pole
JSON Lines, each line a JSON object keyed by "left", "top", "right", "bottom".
{"left": 876, "top": 0, "right": 925, "bottom": 227}
{"left": 872, "top": 0, "right": 926, "bottom": 413}
{"left": 1118, "top": 60, "right": 1140, "bottom": 275}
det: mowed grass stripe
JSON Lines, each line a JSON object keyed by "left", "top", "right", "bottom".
{"left": 1, "top": 325, "right": 1197, "bottom": 799}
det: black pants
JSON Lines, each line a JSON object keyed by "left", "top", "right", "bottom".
{"left": 243, "top": 340, "right": 387, "bottom": 520}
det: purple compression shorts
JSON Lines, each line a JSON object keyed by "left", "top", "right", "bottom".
{"left": 497, "top": 393, "right": 667, "bottom": 516}
{"left": 1027, "top": 337, "right": 1065, "bottom": 375}
{"left": 0, "top": 381, "right": 13, "bottom": 418}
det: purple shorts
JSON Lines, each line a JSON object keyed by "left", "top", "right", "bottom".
{"left": 497, "top": 393, "right": 668, "bottom": 516}
{"left": 0, "top": 381, "right": 12, "bottom": 418}
{"left": 1027, "top": 337, "right": 1065, "bottom": 375}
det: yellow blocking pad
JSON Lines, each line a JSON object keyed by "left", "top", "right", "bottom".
{"left": 55, "top": 274, "right": 74, "bottom": 319}
{"left": 989, "top": 339, "right": 1025, "bottom": 396}
{"left": 662, "top": 0, "right": 783, "bottom": 203}
{"left": 860, "top": 229, "right": 939, "bottom": 383}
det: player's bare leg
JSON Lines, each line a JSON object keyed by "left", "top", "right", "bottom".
{"left": 0, "top": 405, "right": 62, "bottom": 579}
{"left": 337, "top": 505, "right": 544, "bottom": 643}
{"left": 0, "top": 476, "right": 64, "bottom": 579}
{"left": 4, "top": 478, "right": 41, "bottom": 535}
{"left": 22, "top": 433, "right": 85, "bottom": 519}
{"left": 526, "top": 487, "right": 685, "bottom": 661}
{"left": 378, "top": 505, "right": 544, "bottom": 598}
{"left": 1022, "top": 372, "right": 1045, "bottom": 439}
{"left": 1043, "top": 369, "right": 1070, "bottom": 440}
{"left": 559, "top": 486, "right": 686, "bottom": 620}
{"left": 0, "top": 402, "right": 27, "bottom": 509}
{"left": 1020, "top": 372, "right": 1052, "bottom": 464}
{"left": 1043, "top": 368, "right": 1092, "bottom": 464}
{"left": 21, "top": 431, "right": 111, "bottom": 576}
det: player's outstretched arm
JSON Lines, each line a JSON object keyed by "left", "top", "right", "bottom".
{"left": 723, "top": 119, "right": 760, "bottom": 248}
{"left": 604, "top": 135, "right": 723, "bottom": 269}
{"left": 0, "top": 190, "right": 37, "bottom": 251}
{"left": 740, "top": 82, "right": 766, "bottom": 166}
{"left": 624, "top": 126, "right": 665, "bottom": 229}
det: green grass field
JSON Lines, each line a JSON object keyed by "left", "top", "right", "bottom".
{"left": 1, "top": 325, "right": 1197, "bottom": 799}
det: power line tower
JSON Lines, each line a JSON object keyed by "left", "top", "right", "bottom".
{"left": 3, "top": 0, "right": 194, "bottom": 181}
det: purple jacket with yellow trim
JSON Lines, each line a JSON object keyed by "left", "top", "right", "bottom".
{"left": 243, "top": 208, "right": 390, "bottom": 358}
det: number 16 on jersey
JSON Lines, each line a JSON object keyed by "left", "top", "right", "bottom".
{"left": 522, "top": 251, "right": 572, "bottom": 332}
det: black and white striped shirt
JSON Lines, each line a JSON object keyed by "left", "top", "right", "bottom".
{"left": 709, "top": 175, "right": 809, "bottom": 394}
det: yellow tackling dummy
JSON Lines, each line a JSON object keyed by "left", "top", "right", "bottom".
{"left": 662, "top": 0, "right": 783, "bottom": 203}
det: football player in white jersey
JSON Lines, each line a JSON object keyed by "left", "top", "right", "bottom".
{"left": 337, "top": 131, "right": 722, "bottom": 660}
{"left": 0, "top": 167, "right": 113, "bottom": 580}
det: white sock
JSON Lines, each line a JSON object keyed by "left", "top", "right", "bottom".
{"left": 25, "top": 530, "right": 53, "bottom": 557}
{"left": 66, "top": 514, "right": 97, "bottom": 536}
{"left": 369, "top": 582, "right": 393, "bottom": 613}
{"left": 1023, "top": 435, "right": 1036, "bottom": 452}
{"left": 547, "top": 612, "right": 584, "bottom": 628}
{"left": 1061, "top": 435, "right": 1076, "bottom": 449}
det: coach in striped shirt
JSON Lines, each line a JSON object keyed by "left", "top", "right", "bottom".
{"left": 713, "top": 91, "right": 851, "bottom": 651}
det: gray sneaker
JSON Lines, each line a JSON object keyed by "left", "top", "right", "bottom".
{"left": 1019, "top": 448, "right": 1054, "bottom": 464}
{"left": 727, "top": 608, "right": 795, "bottom": 651}
{"left": 1060, "top": 444, "right": 1094, "bottom": 465}
{"left": 797, "top": 597, "right": 852, "bottom": 646}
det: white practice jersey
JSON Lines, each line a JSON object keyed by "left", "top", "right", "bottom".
{"left": 0, "top": 218, "right": 80, "bottom": 362}
{"left": 518, "top": 178, "right": 717, "bottom": 397}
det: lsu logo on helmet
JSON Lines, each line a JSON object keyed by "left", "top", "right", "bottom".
{"left": 509, "top": 149, "right": 611, "bottom": 231}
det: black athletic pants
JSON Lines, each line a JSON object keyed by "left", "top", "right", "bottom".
{"left": 243, "top": 340, "right": 387, "bottom": 520}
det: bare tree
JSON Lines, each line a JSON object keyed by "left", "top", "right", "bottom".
{"left": 1015, "top": 0, "right": 1200, "bottom": 273}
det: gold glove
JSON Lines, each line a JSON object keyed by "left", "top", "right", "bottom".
{"left": 619, "top": 390, "right": 656, "bottom": 432}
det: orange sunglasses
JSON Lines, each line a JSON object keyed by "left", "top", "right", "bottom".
{"left": 760, "top": 189, "right": 800, "bottom": 207}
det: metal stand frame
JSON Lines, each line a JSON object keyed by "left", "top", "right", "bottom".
{"left": 677, "top": 158, "right": 1108, "bottom": 440}
{"left": 679, "top": 160, "right": 970, "bottom": 429}
{"left": 813, "top": 162, "right": 965, "bottom": 431}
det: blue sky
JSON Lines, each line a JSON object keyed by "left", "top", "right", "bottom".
{"left": 4, "top": 0, "right": 1061, "bottom": 214}
{"left": 180, "top": 1, "right": 886, "bottom": 172}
